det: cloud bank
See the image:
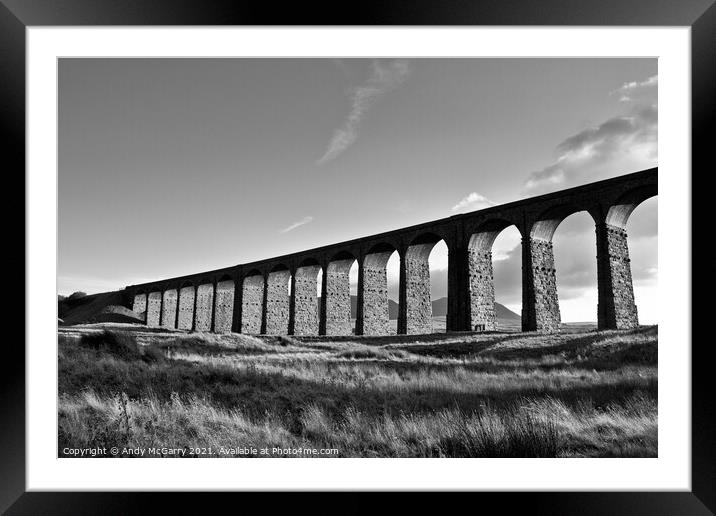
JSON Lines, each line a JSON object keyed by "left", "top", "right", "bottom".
{"left": 279, "top": 216, "right": 314, "bottom": 234}
{"left": 317, "top": 60, "right": 410, "bottom": 164}
{"left": 525, "top": 74, "right": 657, "bottom": 195}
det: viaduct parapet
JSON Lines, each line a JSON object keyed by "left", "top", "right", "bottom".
{"left": 125, "top": 168, "right": 657, "bottom": 335}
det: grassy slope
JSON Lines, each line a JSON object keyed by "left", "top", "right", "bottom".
{"left": 58, "top": 291, "right": 127, "bottom": 325}
{"left": 58, "top": 326, "right": 657, "bottom": 458}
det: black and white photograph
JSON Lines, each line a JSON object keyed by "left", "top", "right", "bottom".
{"left": 5, "top": 0, "right": 709, "bottom": 506}
{"left": 57, "top": 56, "right": 659, "bottom": 459}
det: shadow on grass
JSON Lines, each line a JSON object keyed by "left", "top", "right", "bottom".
{"left": 485, "top": 327, "right": 657, "bottom": 361}
{"left": 295, "top": 331, "right": 487, "bottom": 346}
{"left": 60, "top": 342, "right": 656, "bottom": 428}
{"left": 345, "top": 328, "right": 657, "bottom": 372}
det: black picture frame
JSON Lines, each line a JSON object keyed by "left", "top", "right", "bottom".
{"left": 3, "top": 0, "right": 713, "bottom": 512}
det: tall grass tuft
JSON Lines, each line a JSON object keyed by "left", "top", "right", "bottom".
{"left": 79, "top": 330, "right": 165, "bottom": 363}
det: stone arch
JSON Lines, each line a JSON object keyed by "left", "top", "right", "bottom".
{"left": 530, "top": 204, "right": 594, "bottom": 242}
{"left": 265, "top": 264, "right": 291, "bottom": 334}
{"left": 400, "top": 232, "right": 446, "bottom": 334}
{"left": 214, "top": 274, "right": 235, "bottom": 334}
{"left": 596, "top": 185, "right": 657, "bottom": 330}
{"left": 468, "top": 219, "right": 522, "bottom": 331}
{"left": 194, "top": 281, "right": 214, "bottom": 332}
{"left": 177, "top": 281, "right": 196, "bottom": 330}
{"left": 363, "top": 242, "right": 398, "bottom": 268}
{"left": 406, "top": 233, "right": 443, "bottom": 259}
{"left": 322, "top": 250, "right": 358, "bottom": 336}
{"left": 359, "top": 242, "right": 399, "bottom": 335}
{"left": 605, "top": 184, "right": 658, "bottom": 229}
{"left": 526, "top": 205, "right": 598, "bottom": 331}
{"left": 469, "top": 219, "right": 521, "bottom": 252}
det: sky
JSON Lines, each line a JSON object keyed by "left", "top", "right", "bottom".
{"left": 58, "top": 58, "right": 658, "bottom": 323}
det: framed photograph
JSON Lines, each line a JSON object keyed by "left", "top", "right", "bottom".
{"left": 6, "top": 0, "right": 713, "bottom": 512}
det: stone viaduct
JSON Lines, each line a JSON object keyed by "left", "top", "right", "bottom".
{"left": 125, "top": 168, "right": 657, "bottom": 335}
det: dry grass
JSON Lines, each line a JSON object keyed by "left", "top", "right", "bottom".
{"left": 58, "top": 325, "right": 657, "bottom": 458}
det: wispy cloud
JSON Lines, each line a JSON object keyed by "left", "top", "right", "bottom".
{"left": 279, "top": 216, "right": 314, "bottom": 234}
{"left": 331, "top": 59, "right": 352, "bottom": 81}
{"left": 524, "top": 74, "right": 657, "bottom": 195}
{"left": 451, "top": 192, "right": 496, "bottom": 213}
{"left": 317, "top": 59, "right": 411, "bottom": 165}
{"left": 611, "top": 74, "right": 658, "bottom": 102}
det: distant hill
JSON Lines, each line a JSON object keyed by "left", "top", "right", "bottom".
{"left": 429, "top": 297, "right": 520, "bottom": 320}
{"left": 495, "top": 302, "right": 521, "bottom": 320}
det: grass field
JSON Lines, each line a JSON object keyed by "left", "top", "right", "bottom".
{"left": 58, "top": 324, "right": 657, "bottom": 458}
{"left": 344, "top": 316, "right": 524, "bottom": 334}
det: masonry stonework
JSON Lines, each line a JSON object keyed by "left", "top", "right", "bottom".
{"left": 194, "top": 283, "right": 214, "bottom": 331}
{"left": 401, "top": 244, "right": 434, "bottom": 335}
{"left": 597, "top": 223, "right": 639, "bottom": 329}
{"left": 264, "top": 270, "right": 290, "bottom": 334}
{"left": 523, "top": 238, "right": 561, "bottom": 331}
{"left": 214, "top": 280, "right": 235, "bottom": 333}
{"left": 146, "top": 291, "right": 162, "bottom": 327}
{"left": 359, "top": 251, "right": 393, "bottom": 335}
{"left": 177, "top": 286, "right": 195, "bottom": 330}
{"left": 468, "top": 248, "right": 497, "bottom": 331}
{"left": 161, "top": 289, "right": 178, "bottom": 328}
{"left": 322, "top": 258, "right": 354, "bottom": 336}
{"left": 292, "top": 265, "right": 320, "bottom": 336}
{"left": 241, "top": 275, "right": 264, "bottom": 334}
{"left": 132, "top": 293, "right": 147, "bottom": 321}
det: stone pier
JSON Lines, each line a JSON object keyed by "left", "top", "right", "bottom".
{"left": 194, "top": 283, "right": 214, "bottom": 332}
{"left": 468, "top": 246, "right": 497, "bottom": 331}
{"left": 241, "top": 274, "right": 264, "bottom": 334}
{"left": 291, "top": 264, "right": 320, "bottom": 336}
{"left": 321, "top": 256, "right": 354, "bottom": 336}
{"left": 146, "top": 291, "right": 162, "bottom": 327}
{"left": 522, "top": 237, "right": 561, "bottom": 332}
{"left": 264, "top": 269, "right": 290, "bottom": 334}
{"left": 213, "top": 279, "right": 235, "bottom": 333}
{"left": 177, "top": 285, "right": 195, "bottom": 330}
{"left": 132, "top": 293, "right": 147, "bottom": 321}
{"left": 357, "top": 248, "right": 394, "bottom": 336}
{"left": 161, "top": 289, "right": 178, "bottom": 328}
{"left": 596, "top": 223, "right": 639, "bottom": 329}
{"left": 399, "top": 241, "right": 437, "bottom": 335}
